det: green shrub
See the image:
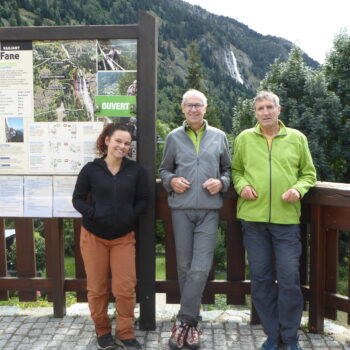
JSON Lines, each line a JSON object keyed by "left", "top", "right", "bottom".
{"left": 8, "top": 231, "right": 46, "bottom": 273}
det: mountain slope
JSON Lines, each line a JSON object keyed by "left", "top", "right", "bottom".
{"left": 0, "top": 0, "right": 319, "bottom": 131}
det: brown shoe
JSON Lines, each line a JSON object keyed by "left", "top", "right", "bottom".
{"left": 168, "top": 320, "right": 190, "bottom": 349}
{"left": 185, "top": 325, "right": 201, "bottom": 349}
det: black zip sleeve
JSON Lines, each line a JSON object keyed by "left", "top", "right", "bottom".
{"left": 133, "top": 164, "right": 149, "bottom": 217}
{"left": 72, "top": 164, "right": 95, "bottom": 219}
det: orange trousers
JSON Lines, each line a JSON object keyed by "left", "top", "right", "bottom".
{"left": 80, "top": 227, "right": 137, "bottom": 339}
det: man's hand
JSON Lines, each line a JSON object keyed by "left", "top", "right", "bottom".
{"left": 170, "top": 177, "right": 191, "bottom": 194}
{"left": 282, "top": 189, "right": 300, "bottom": 202}
{"left": 202, "top": 178, "right": 223, "bottom": 195}
{"left": 240, "top": 186, "right": 258, "bottom": 200}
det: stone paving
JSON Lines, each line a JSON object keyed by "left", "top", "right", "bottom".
{"left": 0, "top": 300, "right": 349, "bottom": 350}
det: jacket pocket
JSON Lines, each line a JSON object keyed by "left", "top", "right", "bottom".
{"left": 92, "top": 204, "right": 114, "bottom": 230}
{"left": 117, "top": 205, "right": 136, "bottom": 227}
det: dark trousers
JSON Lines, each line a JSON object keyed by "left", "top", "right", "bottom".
{"left": 241, "top": 220, "right": 303, "bottom": 345}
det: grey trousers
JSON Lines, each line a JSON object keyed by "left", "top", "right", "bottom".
{"left": 171, "top": 209, "right": 219, "bottom": 325}
{"left": 241, "top": 220, "right": 303, "bottom": 345}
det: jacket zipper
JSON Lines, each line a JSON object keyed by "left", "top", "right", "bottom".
{"left": 184, "top": 126, "right": 206, "bottom": 208}
{"left": 195, "top": 131, "right": 199, "bottom": 207}
{"left": 268, "top": 149, "right": 272, "bottom": 222}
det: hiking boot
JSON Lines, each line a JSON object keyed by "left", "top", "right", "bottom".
{"left": 97, "top": 333, "right": 119, "bottom": 350}
{"left": 168, "top": 320, "right": 190, "bottom": 349}
{"left": 286, "top": 342, "right": 302, "bottom": 350}
{"left": 261, "top": 337, "right": 279, "bottom": 350}
{"left": 115, "top": 337, "right": 142, "bottom": 350}
{"left": 185, "top": 325, "right": 201, "bottom": 349}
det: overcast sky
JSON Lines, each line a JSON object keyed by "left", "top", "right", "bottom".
{"left": 183, "top": 0, "right": 350, "bottom": 64}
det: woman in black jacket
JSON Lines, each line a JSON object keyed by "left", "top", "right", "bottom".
{"left": 72, "top": 123, "right": 148, "bottom": 350}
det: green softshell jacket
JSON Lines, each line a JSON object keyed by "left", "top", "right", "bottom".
{"left": 232, "top": 121, "right": 316, "bottom": 224}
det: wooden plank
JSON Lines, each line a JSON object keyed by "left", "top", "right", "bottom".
{"left": 308, "top": 205, "right": 325, "bottom": 332}
{"left": 0, "top": 25, "right": 138, "bottom": 41}
{"left": 0, "top": 277, "right": 51, "bottom": 290}
{"left": 0, "top": 219, "right": 8, "bottom": 300}
{"left": 73, "top": 218, "right": 87, "bottom": 302}
{"left": 348, "top": 234, "right": 350, "bottom": 325}
{"left": 64, "top": 278, "right": 87, "bottom": 291}
{"left": 44, "top": 219, "right": 54, "bottom": 302}
{"left": 226, "top": 220, "right": 246, "bottom": 305}
{"left": 155, "top": 280, "right": 251, "bottom": 294}
{"left": 300, "top": 205, "right": 309, "bottom": 312}
{"left": 45, "top": 218, "right": 66, "bottom": 317}
{"left": 15, "top": 218, "right": 36, "bottom": 301}
{"left": 324, "top": 229, "right": 338, "bottom": 320}
{"left": 322, "top": 207, "right": 350, "bottom": 230}
{"left": 136, "top": 11, "right": 157, "bottom": 331}
{"left": 303, "top": 185, "right": 350, "bottom": 208}
{"left": 324, "top": 292, "right": 350, "bottom": 313}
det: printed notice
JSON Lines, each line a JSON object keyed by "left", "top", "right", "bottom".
{"left": 28, "top": 121, "right": 103, "bottom": 174}
{"left": 24, "top": 176, "right": 53, "bottom": 217}
{"left": 0, "top": 90, "right": 32, "bottom": 118}
{"left": 0, "top": 41, "right": 34, "bottom": 117}
{"left": 53, "top": 176, "right": 81, "bottom": 217}
{"left": 0, "top": 176, "right": 24, "bottom": 216}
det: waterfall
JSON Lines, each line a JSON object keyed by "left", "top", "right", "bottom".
{"left": 230, "top": 51, "right": 244, "bottom": 85}
{"left": 224, "top": 50, "right": 244, "bottom": 85}
{"left": 79, "top": 75, "right": 94, "bottom": 121}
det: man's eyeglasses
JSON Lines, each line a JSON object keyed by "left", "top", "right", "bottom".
{"left": 184, "top": 103, "right": 205, "bottom": 110}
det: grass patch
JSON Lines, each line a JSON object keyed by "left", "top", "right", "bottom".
{"left": 156, "top": 254, "right": 166, "bottom": 280}
{"left": 65, "top": 256, "right": 76, "bottom": 278}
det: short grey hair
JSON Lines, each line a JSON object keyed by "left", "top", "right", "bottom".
{"left": 253, "top": 91, "right": 280, "bottom": 109}
{"left": 182, "top": 89, "right": 207, "bottom": 106}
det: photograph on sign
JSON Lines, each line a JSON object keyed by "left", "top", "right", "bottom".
{"left": 33, "top": 40, "right": 96, "bottom": 122}
{"left": 5, "top": 117, "right": 24, "bottom": 142}
{"left": 97, "top": 39, "right": 137, "bottom": 71}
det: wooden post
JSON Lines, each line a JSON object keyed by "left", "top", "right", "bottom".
{"left": 73, "top": 218, "right": 87, "bottom": 302}
{"left": 0, "top": 219, "right": 8, "bottom": 300}
{"left": 308, "top": 204, "right": 325, "bottom": 332}
{"left": 15, "top": 218, "right": 36, "bottom": 301}
{"left": 324, "top": 228, "right": 338, "bottom": 320}
{"left": 137, "top": 11, "right": 157, "bottom": 331}
{"left": 45, "top": 218, "right": 66, "bottom": 317}
{"left": 226, "top": 220, "right": 246, "bottom": 305}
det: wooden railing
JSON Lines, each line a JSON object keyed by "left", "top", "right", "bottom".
{"left": 0, "top": 182, "right": 349, "bottom": 332}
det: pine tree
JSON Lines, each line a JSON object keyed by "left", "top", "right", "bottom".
{"left": 232, "top": 97, "right": 255, "bottom": 138}
{"left": 323, "top": 32, "right": 350, "bottom": 182}
{"left": 181, "top": 42, "right": 222, "bottom": 129}
{"left": 185, "top": 41, "right": 204, "bottom": 91}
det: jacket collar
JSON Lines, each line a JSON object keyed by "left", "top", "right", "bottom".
{"left": 94, "top": 156, "right": 130, "bottom": 173}
{"left": 182, "top": 119, "right": 208, "bottom": 132}
{"left": 254, "top": 119, "right": 287, "bottom": 136}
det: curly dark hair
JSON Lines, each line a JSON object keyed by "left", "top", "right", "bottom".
{"left": 96, "top": 123, "right": 133, "bottom": 156}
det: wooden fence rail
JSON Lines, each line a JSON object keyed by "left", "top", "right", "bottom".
{"left": 0, "top": 182, "right": 349, "bottom": 331}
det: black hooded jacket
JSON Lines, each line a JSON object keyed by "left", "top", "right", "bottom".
{"left": 72, "top": 157, "right": 149, "bottom": 240}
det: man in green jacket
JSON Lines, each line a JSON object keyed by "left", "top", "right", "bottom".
{"left": 232, "top": 91, "right": 316, "bottom": 350}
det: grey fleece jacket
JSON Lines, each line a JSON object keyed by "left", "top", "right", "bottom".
{"left": 159, "top": 120, "right": 231, "bottom": 210}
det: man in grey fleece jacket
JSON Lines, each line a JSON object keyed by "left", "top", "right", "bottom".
{"left": 159, "top": 89, "right": 231, "bottom": 350}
